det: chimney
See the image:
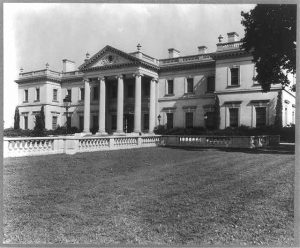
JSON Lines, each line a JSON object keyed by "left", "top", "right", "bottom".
{"left": 227, "top": 32, "right": 239, "bottom": 42}
{"left": 168, "top": 48, "right": 180, "bottom": 58}
{"left": 62, "top": 59, "right": 76, "bottom": 72}
{"left": 198, "top": 46, "right": 207, "bottom": 54}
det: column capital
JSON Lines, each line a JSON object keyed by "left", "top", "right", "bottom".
{"left": 133, "top": 72, "right": 143, "bottom": 78}
{"left": 83, "top": 77, "right": 90, "bottom": 82}
{"left": 115, "top": 74, "right": 124, "bottom": 80}
{"left": 151, "top": 77, "right": 159, "bottom": 82}
{"left": 98, "top": 76, "right": 105, "bottom": 81}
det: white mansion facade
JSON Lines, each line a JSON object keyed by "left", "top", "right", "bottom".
{"left": 15, "top": 32, "right": 296, "bottom": 134}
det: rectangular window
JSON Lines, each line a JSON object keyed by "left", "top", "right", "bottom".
{"left": 187, "top": 78, "right": 194, "bottom": 93}
{"left": 230, "top": 68, "right": 239, "bottom": 86}
{"left": 24, "top": 89, "right": 28, "bottom": 102}
{"left": 53, "top": 89, "right": 58, "bottom": 101}
{"left": 111, "top": 115, "right": 117, "bottom": 130}
{"left": 207, "top": 76, "right": 215, "bottom": 92}
{"left": 185, "top": 112, "right": 193, "bottom": 128}
{"left": 24, "top": 116, "right": 28, "bottom": 129}
{"left": 52, "top": 116, "right": 58, "bottom": 130}
{"left": 80, "top": 88, "right": 85, "bottom": 101}
{"left": 36, "top": 88, "right": 40, "bottom": 101}
{"left": 127, "top": 83, "right": 134, "bottom": 98}
{"left": 256, "top": 107, "right": 266, "bottom": 127}
{"left": 67, "top": 89, "right": 72, "bottom": 100}
{"left": 285, "top": 107, "right": 288, "bottom": 125}
{"left": 144, "top": 113, "right": 149, "bottom": 130}
{"left": 167, "top": 113, "right": 174, "bottom": 129}
{"left": 229, "top": 108, "right": 239, "bottom": 127}
{"left": 79, "top": 116, "right": 84, "bottom": 131}
{"left": 167, "top": 80, "right": 174, "bottom": 95}
{"left": 93, "top": 86, "right": 98, "bottom": 100}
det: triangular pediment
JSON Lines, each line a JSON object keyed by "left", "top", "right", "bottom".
{"left": 79, "top": 45, "right": 139, "bottom": 70}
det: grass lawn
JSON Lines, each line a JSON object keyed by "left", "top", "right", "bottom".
{"left": 3, "top": 146, "right": 294, "bottom": 245}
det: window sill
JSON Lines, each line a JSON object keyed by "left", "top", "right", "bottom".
{"left": 34, "top": 100, "right": 40, "bottom": 102}
{"left": 205, "top": 91, "right": 215, "bottom": 94}
{"left": 165, "top": 94, "right": 175, "bottom": 97}
{"left": 227, "top": 85, "right": 240, "bottom": 88}
{"left": 23, "top": 101, "right": 28, "bottom": 103}
{"left": 52, "top": 100, "right": 59, "bottom": 103}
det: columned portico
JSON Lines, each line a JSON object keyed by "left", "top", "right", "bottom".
{"left": 134, "top": 73, "right": 142, "bottom": 133}
{"left": 149, "top": 78, "right": 157, "bottom": 133}
{"left": 96, "top": 76, "right": 107, "bottom": 135}
{"left": 83, "top": 78, "right": 91, "bottom": 134}
{"left": 115, "top": 75, "right": 125, "bottom": 135}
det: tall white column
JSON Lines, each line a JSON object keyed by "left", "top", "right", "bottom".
{"left": 115, "top": 75, "right": 124, "bottom": 134}
{"left": 149, "top": 78, "right": 157, "bottom": 133}
{"left": 134, "top": 73, "right": 142, "bottom": 133}
{"left": 97, "top": 76, "right": 107, "bottom": 135}
{"left": 83, "top": 78, "right": 91, "bottom": 133}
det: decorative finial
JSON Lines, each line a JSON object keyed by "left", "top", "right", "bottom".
{"left": 137, "top": 43, "right": 141, "bottom": 51}
{"left": 218, "top": 35, "right": 223, "bottom": 43}
{"left": 46, "top": 63, "right": 49, "bottom": 69}
{"left": 20, "top": 67, "right": 24, "bottom": 73}
{"left": 86, "top": 52, "right": 90, "bottom": 59}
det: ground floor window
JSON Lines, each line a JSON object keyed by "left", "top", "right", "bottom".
{"left": 256, "top": 107, "right": 266, "bottom": 127}
{"left": 167, "top": 113, "right": 173, "bottom": 129}
{"left": 229, "top": 108, "right": 238, "bottom": 127}
{"left": 52, "top": 116, "right": 58, "bottom": 130}
{"left": 24, "top": 116, "right": 28, "bottom": 130}
{"left": 111, "top": 115, "right": 117, "bottom": 130}
{"left": 144, "top": 113, "right": 149, "bottom": 130}
{"left": 67, "top": 116, "right": 71, "bottom": 128}
{"left": 79, "top": 116, "right": 84, "bottom": 131}
{"left": 185, "top": 112, "right": 193, "bottom": 128}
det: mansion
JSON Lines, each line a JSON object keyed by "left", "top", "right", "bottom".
{"left": 15, "top": 32, "right": 296, "bottom": 135}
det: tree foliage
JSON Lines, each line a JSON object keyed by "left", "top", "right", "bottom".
{"left": 40, "top": 105, "right": 45, "bottom": 130}
{"left": 13, "top": 107, "right": 20, "bottom": 129}
{"left": 214, "top": 95, "right": 220, "bottom": 129}
{"left": 241, "top": 4, "right": 296, "bottom": 92}
{"left": 274, "top": 91, "right": 283, "bottom": 128}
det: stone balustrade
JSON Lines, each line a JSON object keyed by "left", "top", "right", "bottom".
{"left": 216, "top": 41, "right": 243, "bottom": 52}
{"left": 3, "top": 135, "right": 280, "bottom": 158}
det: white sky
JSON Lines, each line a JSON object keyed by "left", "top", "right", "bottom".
{"left": 3, "top": 3, "right": 255, "bottom": 128}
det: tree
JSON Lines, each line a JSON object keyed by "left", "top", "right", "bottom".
{"left": 40, "top": 105, "right": 45, "bottom": 130}
{"left": 34, "top": 115, "right": 44, "bottom": 131}
{"left": 274, "top": 91, "right": 283, "bottom": 128}
{"left": 241, "top": 4, "right": 296, "bottom": 92}
{"left": 214, "top": 95, "right": 220, "bottom": 129}
{"left": 13, "top": 107, "right": 20, "bottom": 129}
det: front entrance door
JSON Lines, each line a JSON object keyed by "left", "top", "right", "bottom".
{"left": 124, "top": 114, "right": 134, "bottom": 133}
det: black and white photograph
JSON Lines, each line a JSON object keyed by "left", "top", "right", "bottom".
{"left": 2, "top": 2, "right": 299, "bottom": 246}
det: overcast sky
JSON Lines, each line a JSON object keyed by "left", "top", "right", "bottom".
{"left": 3, "top": 3, "right": 255, "bottom": 128}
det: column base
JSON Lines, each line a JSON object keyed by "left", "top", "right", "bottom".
{"left": 113, "top": 131, "right": 126, "bottom": 136}
{"left": 95, "top": 131, "right": 108, "bottom": 136}
{"left": 133, "top": 131, "right": 142, "bottom": 136}
{"left": 75, "top": 132, "right": 92, "bottom": 137}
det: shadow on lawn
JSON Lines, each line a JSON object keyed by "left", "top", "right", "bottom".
{"left": 165, "top": 144, "right": 295, "bottom": 155}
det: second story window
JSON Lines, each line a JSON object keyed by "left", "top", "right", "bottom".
{"left": 187, "top": 78, "right": 194, "bottom": 93}
{"left": 167, "top": 79, "right": 174, "bottom": 95}
{"left": 230, "top": 67, "right": 239, "bottom": 86}
{"left": 24, "top": 89, "right": 28, "bottom": 102}
{"left": 36, "top": 88, "right": 40, "bottom": 101}
{"left": 53, "top": 89, "right": 58, "bottom": 101}
{"left": 207, "top": 76, "right": 215, "bottom": 93}
{"left": 80, "top": 88, "right": 85, "bottom": 101}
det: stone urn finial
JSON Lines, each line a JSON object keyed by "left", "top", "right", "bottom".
{"left": 20, "top": 67, "right": 24, "bottom": 73}
{"left": 46, "top": 63, "right": 49, "bottom": 69}
{"left": 218, "top": 35, "right": 223, "bottom": 43}
{"left": 86, "top": 52, "right": 90, "bottom": 59}
{"left": 137, "top": 43, "right": 141, "bottom": 51}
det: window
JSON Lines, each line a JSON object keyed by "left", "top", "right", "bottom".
{"left": 187, "top": 78, "right": 194, "bottom": 93}
{"left": 36, "top": 88, "right": 40, "bottom": 101}
{"left": 230, "top": 67, "right": 239, "bottom": 86}
{"left": 24, "top": 116, "right": 28, "bottom": 129}
{"left": 79, "top": 116, "right": 84, "bottom": 131}
{"left": 93, "top": 115, "right": 98, "bottom": 130}
{"left": 167, "top": 80, "right": 174, "bottom": 95}
{"left": 144, "top": 113, "right": 149, "bottom": 130}
{"left": 143, "top": 81, "right": 150, "bottom": 97}
{"left": 80, "top": 88, "right": 85, "bottom": 101}
{"left": 207, "top": 77, "right": 215, "bottom": 92}
{"left": 111, "top": 84, "right": 117, "bottom": 98}
{"left": 185, "top": 112, "right": 193, "bottom": 128}
{"left": 67, "top": 116, "right": 71, "bottom": 128}
{"left": 53, "top": 89, "right": 58, "bottom": 101}
{"left": 229, "top": 108, "right": 239, "bottom": 127}
{"left": 67, "top": 89, "right": 72, "bottom": 100}
{"left": 127, "top": 83, "right": 134, "bottom": 98}
{"left": 93, "top": 86, "right": 98, "bottom": 100}
{"left": 52, "top": 116, "right": 58, "bottom": 130}
{"left": 24, "top": 89, "right": 28, "bottom": 102}
{"left": 256, "top": 107, "right": 266, "bottom": 127}
{"left": 167, "top": 113, "right": 174, "bottom": 129}
{"left": 111, "top": 115, "right": 117, "bottom": 130}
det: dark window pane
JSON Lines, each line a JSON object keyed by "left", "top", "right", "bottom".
{"left": 187, "top": 78, "right": 193, "bottom": 93}
{"left": 81, "top": 88, "right": 85, "bottom": 100}
{"left": 79, "top": 116, "right": 84, "bottom": 131}
{"left": 144, "top": 114, "right": 149, "bottom": 130}
{"left": 24, "top": 116, "right": 28, "bottom": 129}
{"left": 111, "top": 115, "right": 117, "bottom": 130}
{"left": 67, "top": 89, "right": 72, "bottom": 99}
{"left": 94, "top": 86, "right": 98, "bottom": 100}
{"left": 36, "top": 88, "right": 40, "bottom": 101}
{"left": 167, "top": 113, "right": 173, "bottom": 129}
{"left": 93, "top": 115, "right": 98, "bottom": 129}
{"left": 168, "top": 80, "right": 174, "bottom": 94}
{"left": 52, "top": 116, "right": 57, "bottom": 130}
{"left": 229, "top": 108, "right": 238, "bottom": 127}
{"left": 230, "top": 68, "right": 239, "bottom": 85}
{"left": 256, "top": 107, "right": 266, "bottom": 127}
{"left": 207, "top": 77, "right": 215, "bottom": 92}
{"left": 112, "top": 84, "right": 117, "bottom": 98}
{"left": 53, "top": 89, "right": 57, "bottom": 101}
{"left": 185, "top": 112, "right": 193, "bottom": 128}
{"left": 128, "top": 83, "right": 134, "bottom": 98}
{"left": 24, "top": 90, "right": 28, "bottom": 101}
